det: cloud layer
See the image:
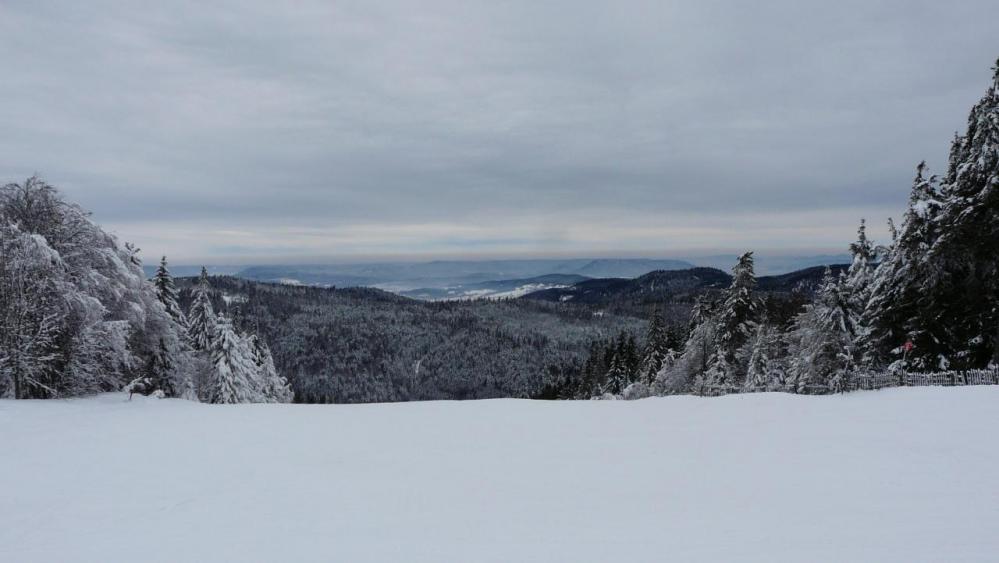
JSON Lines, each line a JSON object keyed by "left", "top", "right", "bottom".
{"left": 2, "top": 0, "right": 997, "bottom": 262}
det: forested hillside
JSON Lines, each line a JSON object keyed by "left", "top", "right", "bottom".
{"left": 569, "top": 60, "right": 999, "bottom": 399}
{"left": 176, "top": 276, "right": 645, "bottom": 403}
{"left": 4, "top": 59, "right": 998, "bottom": 406}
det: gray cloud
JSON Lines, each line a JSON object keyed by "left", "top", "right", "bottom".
{"left": 2, "top": 0, "right": 997, "bottom": 262}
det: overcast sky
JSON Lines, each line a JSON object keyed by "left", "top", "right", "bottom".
{"left": 2, "top": 0, "right": 997, "bottom": 264}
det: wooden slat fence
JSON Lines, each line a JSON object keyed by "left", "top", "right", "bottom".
{"left": 701, "top": 368, "right": 999, "bottom": 396}
{"left": 850, "top": 368, "right": 999, "bottom": 390}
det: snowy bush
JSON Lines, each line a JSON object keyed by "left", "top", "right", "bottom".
{"left": 621, "top": 381, "right": 651, "bottom": 400}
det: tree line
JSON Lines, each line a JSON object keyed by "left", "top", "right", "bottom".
{"left": 0, "top": 178, "right": 289, "bottom": 403}
{"left": 3, "top": 58, "right": 997, "bottom": 404}
{"left": 565, "top": 59, "right": 999, "bottom": 399}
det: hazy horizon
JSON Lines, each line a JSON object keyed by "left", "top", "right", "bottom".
{"left": 145, "top": 249, "right": 849, "bottom": 269}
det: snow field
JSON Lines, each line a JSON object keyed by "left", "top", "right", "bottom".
{"left": 1, "top": 387, "right": 997, "bottom": 562}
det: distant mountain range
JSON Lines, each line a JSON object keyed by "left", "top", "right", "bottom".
{"left": 147, "top": 255, "right": 852, "bottom": 298}
{"left": 684, "top": 254, "right": 852, "bottom": 275}
{"left": 522, "top": 265, "right": 850, "bottom": 305}
{"left": 226, "top": 258, "right": 695, "bottom": 291}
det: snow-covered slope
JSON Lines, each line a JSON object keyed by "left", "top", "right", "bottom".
{"left": 2, "top": 388, "right": 997, "bottom": 562}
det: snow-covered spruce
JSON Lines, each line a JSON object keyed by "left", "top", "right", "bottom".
{"left": 186, "top": 267, "right": 216, "bottom": 352}
{"left": 864, "top": 58, "right": 999, "bottom": 370}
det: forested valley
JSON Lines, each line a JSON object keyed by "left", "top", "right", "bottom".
{"left": 3, "top": 59, "right": 998, "bottom": 404}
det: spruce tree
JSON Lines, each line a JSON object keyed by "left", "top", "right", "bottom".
{"left": 641, "top": 308, "right": 669, "bottom": 383}
{"left": 704, "top": 252, "right": 759, "bottom": 391}
{"left": 743, "top": 321, "right": 787, "bottom": 392}
{"left": 603, "top": 352, "right": 628, "bottom": 395}
{"left": 249, "top": 334, "right": 293, "bottom": 403}
{"left": 919, "top": 59, "right": 999, "bottom": 367}
{"left": 153, "top": 256, "right": 186, "bottom": 326}
{"left": 208, "top": 313, "right": 257, "bottom": 404}
{"left": 787, "top": 268, "right": 854, "bottom": 393}
{"left": 187, "top": 267, "right": 215, "bottom": 351}
{"left": 864, "top": 163, "right": 943, "bottom": 369}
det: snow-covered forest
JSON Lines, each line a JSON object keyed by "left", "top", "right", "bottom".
{"left": 566, "top": 60, "right": 999, "bottom": 400}
{"left": 0, "top": 180, "right": 290, "bottom": 403}
{"left": 3, "top": 60, "right": 999, "bottom": 404}
{"left": 177, "top": 275, "right": 644, "bottom": 403}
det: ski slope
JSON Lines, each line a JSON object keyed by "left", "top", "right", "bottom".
{"left": 1, "top": 387, "right": 997, "bottom": 562}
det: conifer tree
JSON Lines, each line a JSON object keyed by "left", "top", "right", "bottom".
{"left": 743, "top": 321, "right": 787, "bottom": 392}
{"left": 187, "top": 267, "right": 216, "bottom": 351}
{"left": 603, "top": 352, "right": 628, "bottom": 395}
{"left": 657, "top": 298, "right": 717, "bottom": 395}
{"left": 918, "top": 59, "right": 999, "bottom": 367}
{"left": 864, "top": 163, "right": 943, "bottom": 368}
{"left": 249, "top": 334, "right": 293, "bottom": 403}
{"left": 704, "top": 252, "right": 759, "bottom": 391}
{"left": 641, "top": 308, "right": 670, "bottom": 383}
{"left": 839, "top": 220, "right": 876, "bottom": 368}
{"left": 153, "top": 256, "right": 186, "bottom": 326}
{"left": 208, "top": 313, "right": 257, "bottom": 404}
{"left": 787, "top": 268, "right": 854, "bottom": 393}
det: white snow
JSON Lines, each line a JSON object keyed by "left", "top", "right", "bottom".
{"left": 436, "top": 283, "right": 573, "bottom": 301}
{"left": 2, "top": 387, "right": 998, "bottom": 562}
{"left": 221, "top": 292, "right": 248, "bottom": 304}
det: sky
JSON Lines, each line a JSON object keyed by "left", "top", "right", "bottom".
{"left": 2, "top": 0, "right": 998, "bottom": 264}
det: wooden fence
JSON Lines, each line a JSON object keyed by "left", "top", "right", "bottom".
{"left": 849, "top": 368, "right": 999, "bottom": 391}
{"left": 699, "top": 368, "right": 999, "bottom": 396}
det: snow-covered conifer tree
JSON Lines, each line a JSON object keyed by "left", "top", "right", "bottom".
{"left": 602, "top": 352, "right": 628, "bottom": 395}
{"left": 703, "top": 252, "right": 759, "bottom": 392}
{"left": 838, "top": 220, "right": 876, "bottom": 369}
{"left": 786, "top": 268, "right": 854, "bottom": 393}
{"left": 187, "top": 267, "right": 216, "bottom": 351}
{"left": 249, "top": 334, "right": 293, "bottom": 403}
{"left": 153, "top": 256, "right": 186, "bottom": 326}
{"left": 742, "top": 321, "right": 787, "bottom": 392}
{"left": 656, "top": 301, "right": 717, "bottom": 395}
{"left": 207, "top": 313, "right": 257, "bottom": 404}
{"left": 641, "top": 308, "right": 670, "bottom": 383}
{"left": 916, "top": 59, "right": 999, "bottom": 367}
{"left": 863, "top": 163, "right": 943, "bottom": 369}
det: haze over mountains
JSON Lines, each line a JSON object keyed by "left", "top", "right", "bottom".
{"left": 144, "top": 254, "right": 851, "bottom": 299}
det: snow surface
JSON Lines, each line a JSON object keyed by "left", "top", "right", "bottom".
{"left": 2, "top": 387, "right": 998, "bottom": 562}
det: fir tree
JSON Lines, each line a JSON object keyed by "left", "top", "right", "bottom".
{"left": 787, "top": 268, "right": 855, "bottom": 393}
{"left": 742, "top": 321, "right": 787, "bottom": 392}
{"left": 153, "top": 256, "right": 186, "bottom": 326}
{"left": 603, "top": 351, "right": 628, "bottom": 395}
{"left": 863, "top": 164, "right": 943, "bottom": 369}
{"left": 187, "top": 267, "right": 216, "bottom": 351}
{"left": 840, "top": 220, "right": 876, "bottom": 367}
{"left": 704, "top": 252, "right": 759, "bottom": 392}
{"left": 918, "top": 59, "right": 999, "bottom": 367}
{"left": 641, "top": 308, "right": 670, "bottom": 383}
{"left": 249, "top": 334, "right": 293, "bottom": 403}
{"left": 657, "top": 302, "right": 717, "bottom": 395}
{"left": 208, "top": 313, "right": 257, "bottom": 404}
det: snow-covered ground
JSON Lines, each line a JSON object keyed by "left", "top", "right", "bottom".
{"left": 2, "top": 388, "right": 997, "bottom": 562}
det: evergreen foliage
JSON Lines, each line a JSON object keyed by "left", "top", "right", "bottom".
{"left": 208, "top": 313, "right": 258, "bottom": 404}
{"left": 187, "top": 267, "right": 216, "bottom": 352}
{"left": 154, "top": 256, "right": 186, "bottom": 326}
